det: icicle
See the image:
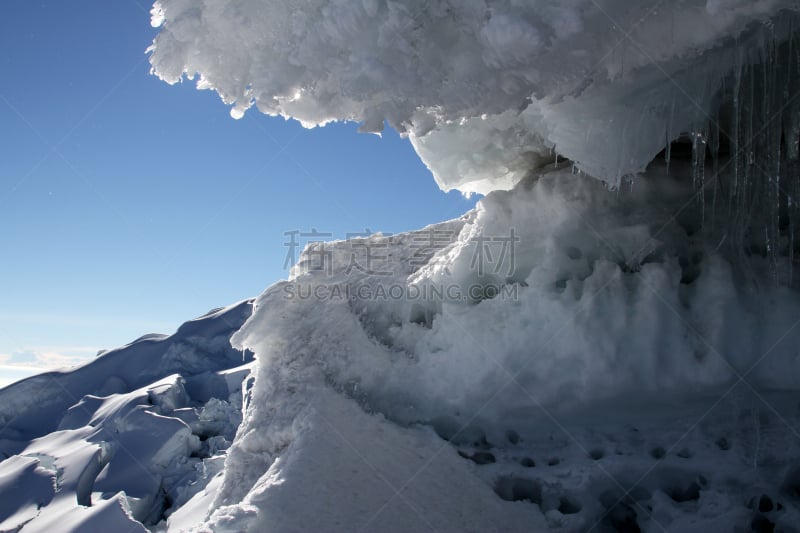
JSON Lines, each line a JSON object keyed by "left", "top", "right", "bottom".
{"left": 671, "top": 14, "right": 800, "bottom": 283}
{"left": 790, "top": 194, "right": 795, "bottom": 285}
{"left": 747, "top": 61, "right": 754, "bottom": 173}
{"left": 665, "top": 100, "right": 675, "bottom": 175}
{"left": 792, "top": 23, "right": 800, "bottom": 161}
{"left": 785, "top": 37, "right": 800, "bottom": 160}
{"left": 710, "top": 110, "right": 720, "bottom": 233}
{"left": 786, "top": 106, "right": 800, "bottom": 161}
{"left": 743, "top": 61, "right": 754, "bottom": 235}
{"left": 790, "top": 22, "right": 800, "bottom": 285}
{"left": 701, "top": 125, "right": 707, "bottom": 227}
{"left": 729, "top": 59, "right": 742, "bottom": 224}
{"left": 767, "top": 37, "right": 782, "bottom": 282}
{"left": 692, "top": 126, "right": 707, "bottom": 227}
{"left": 766, "top": 224, "right": 775, "bottom": 281}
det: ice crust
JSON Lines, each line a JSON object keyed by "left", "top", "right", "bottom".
{"left": 148, "top": 0, "right": 799, "bottom": 193}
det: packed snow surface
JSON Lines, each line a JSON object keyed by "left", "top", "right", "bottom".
{"left": 148, "top": 0, "right": 799, "bottom": 193}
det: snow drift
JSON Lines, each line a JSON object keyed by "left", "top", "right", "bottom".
{"left": 206, "top": 163, "right": 800, "bottom": 531}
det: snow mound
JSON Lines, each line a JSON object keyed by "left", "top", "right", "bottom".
{"left": 205, "top": 163, "right": 800, "bottom": 531}
{"left": 148, "top": 0, "right": 799, "bottom": 193}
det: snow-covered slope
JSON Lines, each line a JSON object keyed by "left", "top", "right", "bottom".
{"left": 0, "top": 301, "right": 254, "bottom": 532}
{"left": 5, "top": 164, "right": 799, "bottom": 532}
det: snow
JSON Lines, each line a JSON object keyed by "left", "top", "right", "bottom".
{"left": 208, "top": 163, "right": 800, "bottom": 531}
{"left": 148, "top": 0, "right": 798, "bottom": 193}
{"left": 0, "top": 302, "right": 254, "bottom": 532}
{"left": 2, "top": 2, "right": 800, "bottom": 532}
{"left": 0, "top": 300, "right": 252, "bottom": 438}
{"left": 2, "top": 164, "right": 800, "bottom": 531}
{"left": 233, "top": 164, "right": 799, "bottom": 424}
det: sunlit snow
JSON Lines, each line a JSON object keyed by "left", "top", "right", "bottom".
{"left": 2, "top": 1, "right": 800, "bottom": 532}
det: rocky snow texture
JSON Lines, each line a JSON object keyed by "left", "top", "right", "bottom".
{"left": 148, "top": 0, "right": 800, "bottom": 193}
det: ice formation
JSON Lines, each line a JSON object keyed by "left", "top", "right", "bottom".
{"left": 149, "top": 2, "right": 800, "bottom": 530}
{"left": 206, "top": 164, "right": 800, "bottom": 531}
{"left": 148, "top": 0, "right": 798, "bottom": 190}
{"left": 147, "top": 0, "right": 800, "bottom": 273}
{"left": 2, "top": 1, "right": 800, "bottom": 532}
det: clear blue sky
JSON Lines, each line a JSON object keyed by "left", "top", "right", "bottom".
{"left": 0, "top": 1, "right": 477, "bottom": 386}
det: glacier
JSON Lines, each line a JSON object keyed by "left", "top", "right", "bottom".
{"left": 2, "top": 1, "right": 800, "bottom": 532}
{"left": 0, "top": 301, "right": 254, "bottom": 531}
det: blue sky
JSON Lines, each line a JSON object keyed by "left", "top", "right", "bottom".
{"left": 0, "top": 1, "right": 477, "bottom": 386}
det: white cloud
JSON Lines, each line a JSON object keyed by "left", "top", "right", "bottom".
{"left": 23, "top": 348, "right": 95, "bottom": 369}
{"left": 0, "top": 346, "right": 97, "bottom": 388}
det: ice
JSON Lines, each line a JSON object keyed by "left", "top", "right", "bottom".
{"left": 2, "top": 2, "right": 800, "bottom": 531}
{"left": 3, "top": 163, "right": 800, "bottom": 530}
{"left": 0, "top": 456, "right": 56, "bottom": 529}
{"left": 204, "top": 164, "right": 800, "bottom": 531}
{"left": 203, "top": 388, "right": 547, "bottom": 532}
{"left": 0, "top": 303, "right": 255, "bottom": 531}
{"left": 0, "top": 299, "right": 252, "bottom": 437}
{"left": 232, "top": 167, "right": 800, "bottom": 425}
{"left": 164, "top": 468, "right": 225, "bottom": 532}
{"left": 148, "top": 0, "right": 797, "bottom": 193}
